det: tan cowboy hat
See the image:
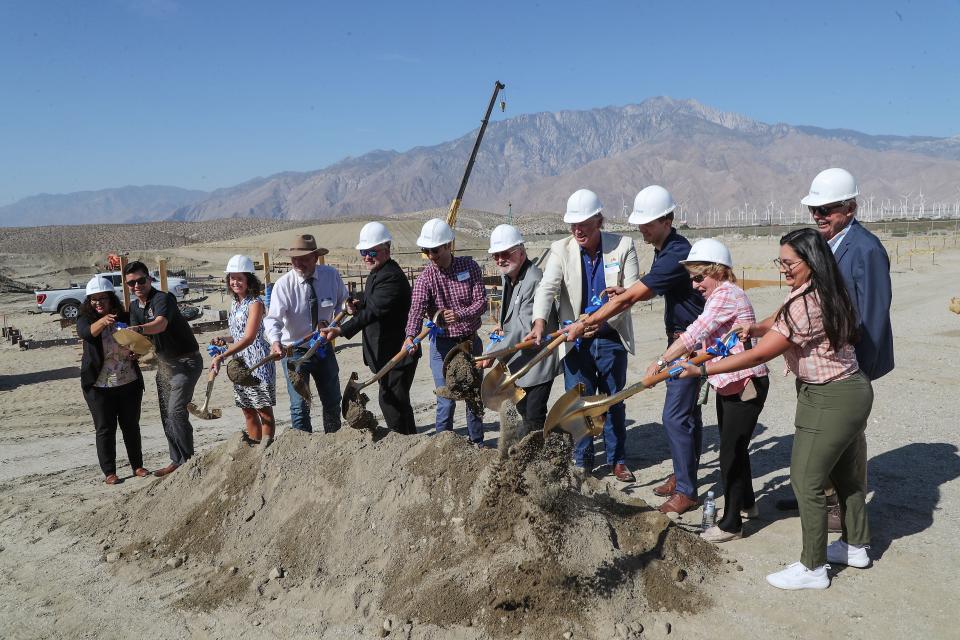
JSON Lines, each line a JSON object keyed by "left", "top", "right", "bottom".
{"left": 279, "top": 234, "right": 330, "bottom": 257}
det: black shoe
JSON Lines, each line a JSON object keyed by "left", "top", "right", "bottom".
{"left": 775, "top": 498, "right": 800, "bottom": 511}
{"left": 240, "top": 432, "right": 261, "bottom": 446}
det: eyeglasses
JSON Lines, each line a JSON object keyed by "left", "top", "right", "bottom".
{"left": 773, "top": 258, "right": 804, "bottom": 270}
{"left": 359, "top": 249, "right": 378, "bottom": 258}
{"left": 808, "top": 202, "right": 847, "bottom": 217}
{"left": 125, "top": 276, "right": 148, "bottom": 287}
{"left": 491, "top": 247, "right": 518, "bottom": 261}
{"left": 420, "top": 246, "right": 444, "bottom": 255}
{"left": 90, "top": 295, "right": 111, "bottom": 303}
{"left": 690, "top": 274, "right": 706, "bottom": 284}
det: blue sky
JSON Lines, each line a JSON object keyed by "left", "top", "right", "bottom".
{"left": 1, "top": 0, "right": 958, "bottom": 204}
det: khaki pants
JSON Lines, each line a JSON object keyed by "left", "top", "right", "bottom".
{"left": 791, "top": 371, "right": 873, "bottom": 569}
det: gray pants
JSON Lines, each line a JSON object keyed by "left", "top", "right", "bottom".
{"left": 156, "top": 351, "right": 204, "bottom": 465}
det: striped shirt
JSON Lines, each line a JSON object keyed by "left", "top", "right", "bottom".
{"left": 677, "top": 281, "right": 768, "bottom": 390}
{"left": 405, "top": 255, "right": 487, "bottom": 339}
{"left": 771, "top": 283, "right": 859, "bottom": 383}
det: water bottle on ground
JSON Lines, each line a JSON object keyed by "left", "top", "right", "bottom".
{"left": 701, "top": 491, "right": 717, "bottom": 530}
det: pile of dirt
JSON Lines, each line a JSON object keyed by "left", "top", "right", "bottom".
{"left": 84, "top": 429, "right": 720, "bottom": 638}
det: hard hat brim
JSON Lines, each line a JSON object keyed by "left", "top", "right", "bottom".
{"left": 563, "top": 210, "right": 602, "bottom": 224}
{"left": 629, "top": 204, "right": 676, "bottom": 226}
{"left": 800, "top": 191, "right": 859, "bottom": 207}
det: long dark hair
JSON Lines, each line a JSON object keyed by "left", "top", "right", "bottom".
{"left": 80, "top": 291, "right": 122, "bottom": 320}
{"left": 775, "top": 228, "right": 859, "bottom": 351}
{"left": 228, "top": 272, "right": 263, "bottom": 302}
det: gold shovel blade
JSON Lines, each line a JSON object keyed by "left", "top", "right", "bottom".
{"left": 480, "top": 362, "right": 526, "bottom": 412}
{"left": 187, "top": 402, "right": 222, "bottom": 420}
{"left": 341, "top": 371, "right": 362, "bottom": 418}
{"left": 544, "top": 384, "right": 608, "bottom": 440}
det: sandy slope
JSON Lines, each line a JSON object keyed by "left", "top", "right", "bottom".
{"left": 0, "top": 227, "right": 958, "bottom": 639}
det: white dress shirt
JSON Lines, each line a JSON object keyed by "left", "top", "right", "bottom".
{"left": 264, "top": 265, "right": 348, "bottom": 345}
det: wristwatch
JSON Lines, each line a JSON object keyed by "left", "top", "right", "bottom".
{"left": 656, "top": 357, "right": 667, "bottom": 371}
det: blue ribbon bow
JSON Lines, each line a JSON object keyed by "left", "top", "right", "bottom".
{"left": 584, "top": 293, "right": 606, "bottom": 314}
{"left": 424, "top": 318, "right": 444, "bottom": 342}
{"left": 207, "top": 344, "right": 227, "bottom": 358}
{"left": 488, "top": 331, "right": 504, "bottom": 344}
{"left": 666, "top": 333, "right": 740, "bottom": 379}
{"left": 115, "top": 322, "right": 128, "bottom": 330}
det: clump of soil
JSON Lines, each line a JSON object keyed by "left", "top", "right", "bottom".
{"left": 436, "top": 349, "right": 484, "bottom": 416}
{"left": 86, "top": 428, "right": 720, "bottom": 638}
{"left": 496, "top": 399, "right": 525, "bottom": 457}
{"left": 344, "top": 391, "right": 379, "bottom": 431}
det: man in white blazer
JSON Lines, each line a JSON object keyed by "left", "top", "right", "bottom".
{"left": 525, "top": 189, "right": 640, "bottom": 481}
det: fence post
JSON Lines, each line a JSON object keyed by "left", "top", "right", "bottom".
{"left": 119, "top": 255, "right": 130, "bottom": 310}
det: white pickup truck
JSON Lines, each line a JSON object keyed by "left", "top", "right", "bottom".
{"left": 35, "top": 271, "right": 190, "bottom": 319}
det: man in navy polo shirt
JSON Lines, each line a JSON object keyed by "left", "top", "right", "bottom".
{"left": 566, "top": 186, "right": 705, "bottom": 514}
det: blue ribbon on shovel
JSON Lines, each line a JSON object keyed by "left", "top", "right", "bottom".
{"left": 207, "top": 344, "right": 227, "bottom": 358}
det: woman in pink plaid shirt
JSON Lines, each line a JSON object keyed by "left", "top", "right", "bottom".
{"left": 653, "top": 239, "right": 770, "bottom": 544}
{"left": 678, "top": 228, "right": 871, "bottom": 591}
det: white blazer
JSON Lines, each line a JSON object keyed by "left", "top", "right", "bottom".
{"left": 532, "top": 231, "right": 640, "bottom": 359}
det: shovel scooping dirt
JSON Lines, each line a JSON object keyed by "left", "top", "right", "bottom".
{"left": 436, "top": 339, "right": 484, "bottom": 417}
{"left": 187, "top": 368, "right": 222, "bottom": 420}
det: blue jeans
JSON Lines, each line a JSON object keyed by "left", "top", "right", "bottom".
{"left": 663, "top": 375, "right": 703, "bottom": 498}
{"left": 429, "top": 335, "right": 484, "bottom": 444}
{"left": 562, "top": 336, "right": 628, "bottom": 469}
{"left": 283, "top": 342, "right": 341, "bottom": 434}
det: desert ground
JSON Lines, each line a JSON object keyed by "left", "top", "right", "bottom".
{"left": 0, "top": 216, "right": 958, "bottom": 639}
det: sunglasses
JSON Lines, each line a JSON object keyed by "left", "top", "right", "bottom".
{"left": 491, "top": 247, "right": 518, "bottom": 261}
{"left": 690, "top": 274, "right": 706, "bottom": 284}
{"left": 808, "top": 202, "right": 847, "bottom": 217}
{"left": 359, "top": 249, "right": 378, "bottom": 258}
{"left": 420, "top": 246, "right": 444, "bottom": 255}
{"left": 125, "top": 276, "right": 148, "bottom": 287}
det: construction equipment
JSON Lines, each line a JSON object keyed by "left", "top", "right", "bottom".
{"left": 187, "top": 369, "right": 222, "bottom": 420}
{"left": 341, "top": 313, "right": 439, "bottom": 422}
{"left": 544, "top": 330, "right": 740, "bottom": 441}
{"left": 480, "top": 331, "right": 566, "bottom": 412}
{"left": 444, "top": 80, "right": 506, "bottom": 232}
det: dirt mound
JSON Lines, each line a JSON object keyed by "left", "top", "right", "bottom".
{"left": 85, "top": 429, "right": 720, "bottom": 637}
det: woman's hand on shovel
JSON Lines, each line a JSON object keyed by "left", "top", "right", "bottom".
{"left": 319, "top": 326, "right": 342, "bottom": 340}
{"left": 210, "top": 354, "right": 223, "bottom": 375}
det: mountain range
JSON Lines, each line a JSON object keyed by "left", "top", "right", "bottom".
{"left": 3, "top": 97, "right": 959, "bottom": 227}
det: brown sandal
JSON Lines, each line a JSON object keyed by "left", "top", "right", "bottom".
{"left": 104, "top": 474, "right": 122, "bottom": 485}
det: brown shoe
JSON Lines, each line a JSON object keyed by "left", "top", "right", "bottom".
{"left": 613, "top": 463, "right": 636, "bottom": 483}
{"left": 153, "top": 464, "right": 179, "bottom": 478}
{"left": 659, "top": 492, "right": 698, "bottom": 515}
{"left": 653, "top": 474, "right": 676, "bottom": 497}
{"left": 827, "top": 504, "right": 842, "bottom": 533}
{"left": 104, "top": 474, "right": 122, "bottom": 485}
{"left": 133, "top": 467, "right": 149, "bottom": 478}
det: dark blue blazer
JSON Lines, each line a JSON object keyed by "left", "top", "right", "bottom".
{"left": 833, "top": 219, "right": 894, "bottom": 380}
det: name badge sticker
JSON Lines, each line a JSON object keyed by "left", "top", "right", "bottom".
{"left": 320, "top": 298, "right": 335, "bottom": 308}
{"left": 604, "top": 260, "right": 620, "bottom": 271}
{"left": 456, "top": 271, "right": 470, "bottom": 282}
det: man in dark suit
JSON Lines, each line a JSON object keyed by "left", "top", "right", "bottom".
{"left": 321, "top": 222, "right": 419, "bottom": 434}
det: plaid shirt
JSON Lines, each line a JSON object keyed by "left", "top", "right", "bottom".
{"left": 405, "top": 255, "right": 487, "bottom": 339}
{"left": 677, "top": 281, "right": 768, "bottom": 390}
{"left": 771, "top": 283, "right": 859, "bottom": 383}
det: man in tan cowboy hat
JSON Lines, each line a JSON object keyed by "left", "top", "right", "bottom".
{"left": 264, "top": 233, "right": 348, "bottom": 433}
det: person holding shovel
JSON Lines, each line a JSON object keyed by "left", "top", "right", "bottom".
{"left": 524, "top": 189, "right": 640, "bottom": 481}
{"left": 675, "top": 228, "right": 872, "bottom": 590}
{"left": 563, "top": 186, "right": 705, "bottom": 512}
{"left": 264, "top": 234, "right": 348, "bottom": 434}
{"left": 125, "top": 261, "right": 203, "bottom": 477}
{"left": 403, "top": 219, "right": 487, "bottom": 445}
{"left": 320, "top": 222, "right": 419, "bottom": 435}
{"left": 77, "top": 276, "right": 148, "bottom": 485}
{"left": 478, "top": 224, "right": 559, "bottom": 435}
{"left": 209, "top": 255, "right": 276, "bottom": 447}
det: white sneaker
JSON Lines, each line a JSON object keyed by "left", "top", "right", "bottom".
{"left": 826, "top": 540, "right": 871, "bottom": 568}
{"left": 766, "top": 562, "right": 830, "bottom": 590}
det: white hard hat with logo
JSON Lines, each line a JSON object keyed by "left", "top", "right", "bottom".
{"left": 564, "top": 189, "right": 603, "bottom": 223}
{"left": 680, "top": 238, "right": 733, "bottom": 268}
{"left": 416, "top": 218, "right": 455, "bottom": 248}
{"left": 801, "top": 168, "right": 859, "bottom": 207}
{"left": 488, "top": 224, "right": 525, "bottom": 253}
{"left": 356, "top": 222, "right": 393, "bottom": 250}
{"left": 224, "top": 254, "right": 256, "bottom": 274}
{"left": 85, "top": 276, "right": 115, "bottom": 297}
{"left": 629, "top": 185, "right": 676, "bottom": 225}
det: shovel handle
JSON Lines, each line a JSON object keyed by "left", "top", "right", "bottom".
{"left": 500, "top": 330, "right": 566, "bottom": 386}
{"left": 247, "top": 353, "right": 282, "bottom": 371}
{"left": 361, "top": 324, "right": 432, "bottom": 389}
{"left": 474, "top": 328, "right": 564, "bottom": 362}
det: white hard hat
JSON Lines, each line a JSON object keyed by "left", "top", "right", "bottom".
{"left": 488, "top": 224, "right": 525, "bottom": 253}
{"left": 800, "top": 168, "right": 859, "bottom": 207}
{"left": 224, "top": 254, "right": 255, "bottom": 274}
{"left": 85, "top": 276, "right": 115, "bottom": 297}
{"left": 356, "top": 221, "right": 393, "bottom": 250}
{"left": 564, "top": 189, "right": 603, "bottom": 223}
{"left": 680, "top": 238, "right": 733, "bottom": 268}
{"left": 629, "top": 185, "right": 676, "bottom": 225}
{"left": 416, "top": 218, "right": 455, "bottom": 249}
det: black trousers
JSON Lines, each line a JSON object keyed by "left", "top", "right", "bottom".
{"left": 715, "top": 375, "right": 769, "bottom": 532}
{"left": 378, "top": 362, "right": 418, "bottom": 435}
{"left": 83, "top": 381, "right": 144, "bottom": 476}
{"left": 516, "top": 379, "right": 554, "bottom": 434}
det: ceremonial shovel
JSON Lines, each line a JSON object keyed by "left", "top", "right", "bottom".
{"left": 480, "top": 331, "right": 566, "bottom": 412}
{"left": 188, "top": 368, "right": 222, "bottom": 420}
{"left": 544, "top": 329, "right": 740, "bottom": 440}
